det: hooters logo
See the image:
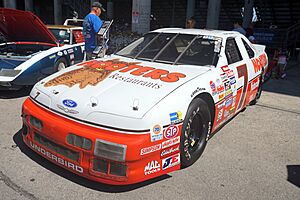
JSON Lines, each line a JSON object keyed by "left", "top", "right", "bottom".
{"left": 45, "top": 59, "right": 186, "bottom": 89}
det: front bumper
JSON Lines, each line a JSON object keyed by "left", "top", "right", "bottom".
{"left": 21, "top": 98, "right": 181, "bottom": 185}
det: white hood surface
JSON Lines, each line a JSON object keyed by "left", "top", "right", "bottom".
{"left": 32, "top": 56, "right": 210, "bottom": 120}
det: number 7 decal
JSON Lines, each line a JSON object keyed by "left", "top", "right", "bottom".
{"left": 236, "top": 64, "right": 248, "bottom": 110}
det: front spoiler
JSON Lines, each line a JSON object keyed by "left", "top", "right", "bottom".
{"left": 21, "top": 98, "right": 182, "bottom": 185}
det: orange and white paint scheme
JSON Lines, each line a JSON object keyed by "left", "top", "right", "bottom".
{"left": 21, "top": 28, "right": 268, "bottom": 185}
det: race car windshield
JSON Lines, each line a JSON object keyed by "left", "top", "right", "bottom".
{"left": 49, "top": 28, "right": 71, "bottom": 44}
{"left": 116, "top": 32, "right": 221, "bottom": 66}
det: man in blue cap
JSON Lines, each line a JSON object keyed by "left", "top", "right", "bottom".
{"left": 83, "top": 2, "right": 105, "bottom": 60}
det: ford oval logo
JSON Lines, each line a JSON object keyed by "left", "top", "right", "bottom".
{"left": 62, "top": 99, "right": 77, "bottom": 108}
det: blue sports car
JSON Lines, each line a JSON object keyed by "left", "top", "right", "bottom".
{"left": 0, "top": 8, "right": 85, "bottom": 90}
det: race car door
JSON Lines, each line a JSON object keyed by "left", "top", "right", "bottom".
{"left": 223, "top": 37, "right": 254, "bottom": 114}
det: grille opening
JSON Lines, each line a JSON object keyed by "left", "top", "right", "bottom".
{"left": 92, "top": 158, "right": 127, "bottom": 177}
{"left": 110, "top": 162, "right": 127, "bottom": 176}
{"left": 34, "top": 132, "right": 80, "bottom": 162}
{"left": 93, "top": 158, "right": 109, "bottom": 174}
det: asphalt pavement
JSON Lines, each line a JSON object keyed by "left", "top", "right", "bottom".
{"left": 0, "top": 63, "right": 299, "bottom": 200}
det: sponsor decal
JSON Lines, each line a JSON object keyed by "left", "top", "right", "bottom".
{"left": 221, "top": 66, "right": 234, "bottom": 78}
{"left": 229, "top": 106, "right": 235, "bottom": 114}
{"left": 249, "top": 93, "right": 256, "bottom": 102}
{"left": 252, "top": 54, "right": 267, "bottom": 73}
{"left": 160, "top": 144, "right": 180, "bottom": 157}
{"left": 144, "top": 160, "right": 160, "bottom": 175}
{"left": 44, "top": 59, "right": 186, "bottom": 89}
{"left": 203, "top": 35, "right": 214, "bottom": 40}
{"left": 217, "top": 101, "right": 225, "bottom": 109}
{"left": 63, "top": 50, "right": 68, "bottom": 55}
{"left": 218, "top": 93, "right": 225, "bottom": 100}
{"left": 49, "top": 54, "right": 56, "bottom": 59}
{"left": 57, "top": 104, "right": 79, "bottom": 114}
{"left": 70, "top": 54, "right": 75, "bottom": 60}
{"left": 232, "top": 96, "right": 237, "bottom": 106}
{"left": 162, "top": 136, "right": 180, "bottom": 149}
{"left": 210, "top": 81, "right": 217, "bottom": 95}
{"left": 62, "top": 99, "right": 77, "bottom": 108}
{"left": 217, "top": 84, "right": 224, "bottom": 94}
{"left": 150, "top": 124, "right": 163, "bottom": 142}
{"left": 169, "top": 111, "right": 183, "bottom": 124}
{"left": 220, "top": 73, "right": 228, "bottom": 82}
{"left": 227, "top": 70, "right": 234, "bottom": 78}
{"left": 225, "top": 89, "right": 233, "bottom": 97}
{"left": 191, "top": 87, "right": 205, "bottom": 98}
{"left": 224, "top": 81, "right": 231, "bottom": 91}
{"left": 29, "top": 141, "right": 83, "bottom": 173}
{"left": 221, "top": 65, "right": 230, "bottom": 73}
{"left": 141, "top": 144, "right": 161, "bottom": 155}
{"left": 230, "top": 76, "right": 236, "bottom": 85}
{"left": 57, "top": 52, "right": 63, "bottom": 56}
{"left": 109, "top": 73, "right": 162, "bottom": 89}
{"left": 162, "top": 153, "right": 180, "bottom": 170}
{"left": 224, "top": 110, "right": 229, "bottom": 117}
{"left": 217, "top": 108, "right": 223, "bottom": 121}
{"left": 67, "top": 48, "right": 74, "bottom": 53}
{"left": 251, "top": 79, "right": 259, "bottom": 91}
{"left": 164, "top": 125, "right": 179, "bottom": 139}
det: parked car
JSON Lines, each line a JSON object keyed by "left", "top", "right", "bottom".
{"left": 21, "top": 28, "right": 268, "bottom": 185}
{"left": 0, "top": 8, "right": 85, "bottom": 90}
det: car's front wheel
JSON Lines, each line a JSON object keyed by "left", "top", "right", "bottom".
{"left": 180, "top": 98, "right": 212, "bottom": 168}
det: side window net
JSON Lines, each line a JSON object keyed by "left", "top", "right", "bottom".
{"left": 225, "top": 38, "right": 242, "bottom": 64}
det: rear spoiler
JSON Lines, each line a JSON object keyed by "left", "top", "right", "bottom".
{"left": 253, "top": 44, "right": 266, "bottom": 54}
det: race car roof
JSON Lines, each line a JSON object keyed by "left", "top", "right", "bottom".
{"left": 152, "top": 28, "right": 240, "bottom": 38}
{"left": 0, "top": 8, "right": 58, "bottom": 45}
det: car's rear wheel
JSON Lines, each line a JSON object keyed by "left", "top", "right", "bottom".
{"left": 55, "top": 58, "right": 67, "bottom": 72}
{"left": 250, "top": 72, "right": 264, "bottom": 105}
{"left": 180, "top": 98, "right": 212, "bottom": 168}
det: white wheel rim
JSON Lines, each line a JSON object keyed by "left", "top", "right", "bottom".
{"left": 57, "top": 62, "right": 66, "bottom": 71}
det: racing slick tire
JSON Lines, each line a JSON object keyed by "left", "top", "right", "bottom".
{"left": 180, "top": 98, "right": 212, "bottom": 168}
{"left": 250, "top": 72, "right": 264, "bottom": 105}
{"left": 55, "top": 57, "right": 67, "bottom": 72}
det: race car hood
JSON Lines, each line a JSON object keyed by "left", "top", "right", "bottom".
{"left": 31, "top": 55, "right": 210, "bottom": 120}
{"left": 0, "top": 8, "right": 58, "bottom": 45}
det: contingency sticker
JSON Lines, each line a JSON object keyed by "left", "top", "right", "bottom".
{"left": 150, "top": 124, "right": 163, "bottom": 142}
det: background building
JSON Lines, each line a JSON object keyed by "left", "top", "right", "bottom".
{"left": 1, "top": 0, "right": 300, "bottom": 58}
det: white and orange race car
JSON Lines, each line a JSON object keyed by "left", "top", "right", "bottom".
{"left": 21, "top": 28, "right": 268, "bottom": 185}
